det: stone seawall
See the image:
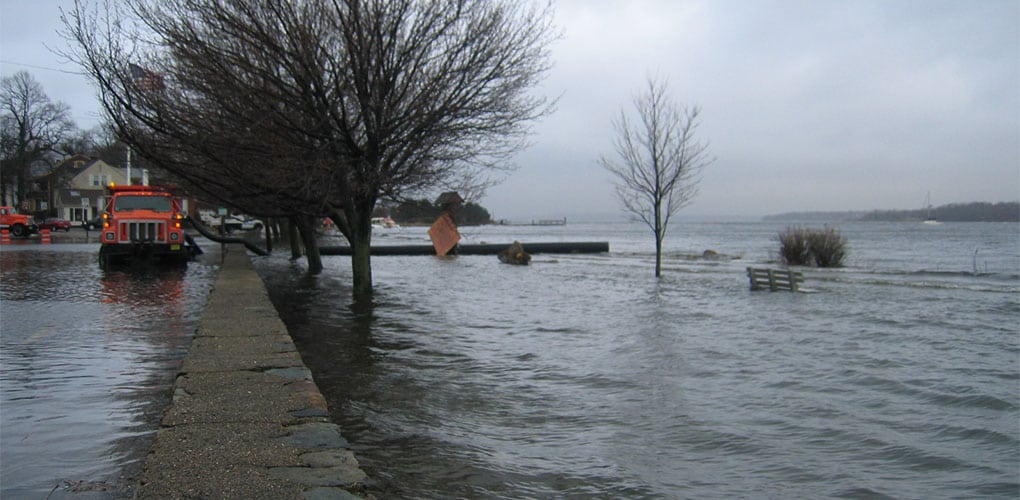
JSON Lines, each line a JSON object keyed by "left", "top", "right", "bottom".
{"left": 136, "top": 244, "right": 370, "bottom": 499}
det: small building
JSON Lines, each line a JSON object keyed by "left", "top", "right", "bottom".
{"left": 32, "top": 157, "right": 134, "bottom": 223}
{"left": 435, "top": 191, "right": 464, "bottom": 213}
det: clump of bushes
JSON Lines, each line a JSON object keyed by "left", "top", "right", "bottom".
{"left": 778, "top": 226, "right": 847, "bottom": 267}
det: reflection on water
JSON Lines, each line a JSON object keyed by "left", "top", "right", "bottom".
{"left": 0, "top": 243, "right": 218, "bottom": 498}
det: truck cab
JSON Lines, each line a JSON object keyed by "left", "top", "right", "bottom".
{"left": 98, "top": 185, "right": 193, "bottom": 266}
{"left": 0, "top": 206, "right": 39, "bottom": 238}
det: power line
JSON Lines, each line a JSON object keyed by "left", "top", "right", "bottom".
{"left": 0, "top": 59, "right": 83, "bottom": 74}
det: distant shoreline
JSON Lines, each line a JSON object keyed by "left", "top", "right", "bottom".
{"left": 762, "top": 201, "right": 1019, "bottom": 223}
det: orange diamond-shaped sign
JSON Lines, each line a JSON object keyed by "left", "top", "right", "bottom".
{"left": 428, "top": 212, "right": 461, "bottom": 256}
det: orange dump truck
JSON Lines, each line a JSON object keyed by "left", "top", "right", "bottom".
{"left": 98, "top": 185, "right": 199, "bottom": 266}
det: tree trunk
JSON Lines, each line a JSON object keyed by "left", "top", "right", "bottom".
{"left": 654, "top": 232, "right": 663, "bottom": 278}
{"left": 263, "top": 220, "right": 272, "bottom": 253}
{"left": 288, "top": 218, "right": 302, "bottom": 260}
{"left": 348, "top": 199, "right": 375, "bottom": 298}
{"left": 654, "top": 203, "right": 663, "bottom": 278}
{"left": 295, "top": 215, "right": 323, "bottom": 274}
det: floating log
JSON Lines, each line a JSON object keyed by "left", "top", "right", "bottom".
{"left": 319, "top": 241, "right": 608, "bottom": 256}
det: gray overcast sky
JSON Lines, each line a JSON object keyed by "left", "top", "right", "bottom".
{"left": 2, "top": 0, "right": 1017, "bottom": 219}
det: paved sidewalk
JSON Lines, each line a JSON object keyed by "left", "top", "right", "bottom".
{"left": 136, "top": 245, "right": 370, "bottom": 499}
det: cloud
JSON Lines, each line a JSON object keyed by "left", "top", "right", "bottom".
{"left": 2, "top": 0, "right": 1017, "bottom": 218}
{"left": 485, "top": 0, "right": 1019, "bottom": 218}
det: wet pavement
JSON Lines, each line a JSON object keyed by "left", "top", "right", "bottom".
{"left": 1, "top": 239, "right": 219, "bottom": 497}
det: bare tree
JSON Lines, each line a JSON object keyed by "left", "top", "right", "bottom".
{"left": 599, "top": 76, "right": 712, "bottom": 278}
{"left": 63, "top": 0, "right": 556, "bottom": 295}
{"left": 0, "top": 71, "right": 75, "bottom": 206}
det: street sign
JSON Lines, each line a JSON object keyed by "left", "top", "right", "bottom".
{"left": 428, "top": 212, "right": 461, "bottom": 256}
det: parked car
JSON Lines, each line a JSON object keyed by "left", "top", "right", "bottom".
{"left": 225, "top": 215, "right": 263, "bottom": 233}
{"left": 38, "top": 217, "right": 73, "bottom": 232}
{"left": 82, "top": 216, "right": 103, "bottom": 230}
{"left": 202, "top": 213, "right": 262, "bottom": 233}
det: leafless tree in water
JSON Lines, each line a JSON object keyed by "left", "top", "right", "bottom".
{"left": 600, "top": 76, "right": 713, "bottom": 277}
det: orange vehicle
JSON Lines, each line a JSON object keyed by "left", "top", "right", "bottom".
{"left": 98, "top": 185, "right": 198, "bottom": 266}
{"left": 0, "top": 206, "right": 39, "bottom": 238}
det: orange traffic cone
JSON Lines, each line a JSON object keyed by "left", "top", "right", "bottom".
{"left": 41, "top": 228, "right": 51, "bottom": 244}
{"left": 0, "top": 229, "right": 9, "bottom": 245}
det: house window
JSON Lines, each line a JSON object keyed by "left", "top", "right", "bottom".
{"left": 90, "top": 175, "right": 109, "bottom": 186}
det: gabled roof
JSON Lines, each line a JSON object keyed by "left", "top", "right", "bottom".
{"left": 37, "top": 154, "right": 99, "bottom": 181}
{"left": 435, "top": 191, "right": 464, "bottom": 207}
{"left": 57, "top": 188, "right": 105, "bottom": 207}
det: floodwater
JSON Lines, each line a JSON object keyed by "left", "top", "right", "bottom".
{"left": 255, "top": 221, "right": 1019, "bottom": 498}
{"left": 0, "top": 240, "right": 219, "bottom": 498}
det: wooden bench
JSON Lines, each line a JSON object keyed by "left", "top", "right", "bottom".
{"left": 747, "top": 267, "right": 804, "bottom": 292}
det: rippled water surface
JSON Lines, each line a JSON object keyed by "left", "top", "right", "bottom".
{"left": 256, "top": 221, "right": 1019, "bottom": 498}
{"left": 1, "top": 242, "right": 218, "bottom": 497}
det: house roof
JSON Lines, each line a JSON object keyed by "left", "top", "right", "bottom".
{"left": 57, "top": 188, "right": 105, "bottom": 207}
{"left": 38, "top": 154, "right": 99, "bottom": 181}
{"left": 435, "top": 191, "right": 464, "bottom": 206}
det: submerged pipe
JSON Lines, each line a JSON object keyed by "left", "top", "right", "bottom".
{"left": 319, "top": 241, "right": 609, "bottom": 256}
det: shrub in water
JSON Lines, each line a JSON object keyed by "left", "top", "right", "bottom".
{"left": 807, "top": 227, "right": 847, "bottom": 267}
{"left": 778, "top": 227, "right": 812, "bottom": 266}
{"left": 778, "top": 226, "right": 847, "bottom": 267}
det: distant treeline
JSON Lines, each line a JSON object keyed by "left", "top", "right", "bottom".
{"left": 764, "top": 202, "right": 1020, "bottom": 222}
{"left": 377, "top": 198, "right": 492, "bottom": 225}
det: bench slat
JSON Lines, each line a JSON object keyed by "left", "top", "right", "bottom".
{"left": 747, "top": 267, "right": 803, "bottom": 292}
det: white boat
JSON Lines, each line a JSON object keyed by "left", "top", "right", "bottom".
{"left": 371, "top": 217, "right": 400, "bottom": 229}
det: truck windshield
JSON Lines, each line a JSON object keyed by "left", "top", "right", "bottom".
{"left": 114, "top": 195, "right": 172, "bottom": 212}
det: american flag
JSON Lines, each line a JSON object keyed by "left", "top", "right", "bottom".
{"left": 129, "top": 63, "right": 165, "bottom": 91}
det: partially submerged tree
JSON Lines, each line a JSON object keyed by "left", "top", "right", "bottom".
{"left": 63, "top": 0, "right": 556, "bottom": 296}
{"left": 599, "top": 76, "right": 712, "bottom": 277}
{"left": 0, "top": 71, "right": 74, "bottom": 206}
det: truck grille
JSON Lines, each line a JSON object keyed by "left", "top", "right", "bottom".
{"left": 120, "top": 221, "right": 165, "bottom": 242}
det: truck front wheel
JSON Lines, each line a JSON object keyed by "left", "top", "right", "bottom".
{"left": 10, "top": 224, "right": 26, "bottom": 237}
